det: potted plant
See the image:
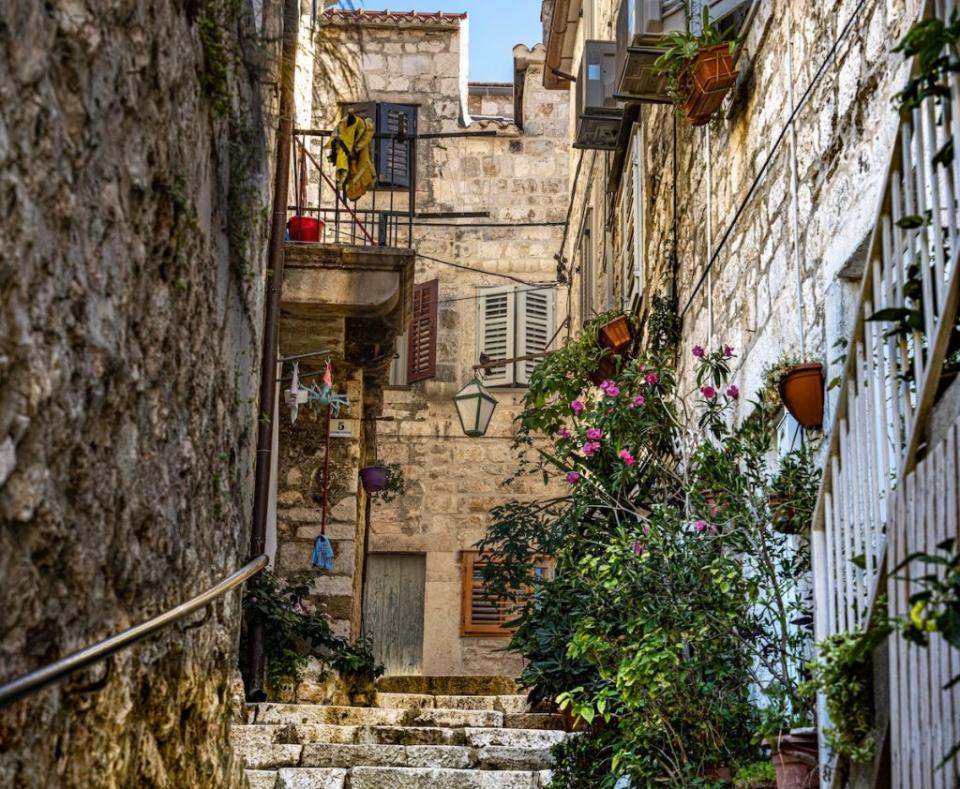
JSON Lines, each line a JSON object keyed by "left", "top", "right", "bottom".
{"left": 598, "top": 315, "right": 632, "bottom": 353}
{"left": 763, "top": 357, "right": 825, "bottom": 430}
{"left": 767, "top": 445, "right": 819, "bottom": 535}
{"left": 654, "top": 8, "right": 739, "bottom": 126}
{"left": 359, "top": 461, "right": 405, "bottom": 502}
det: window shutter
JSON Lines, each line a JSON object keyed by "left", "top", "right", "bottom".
{"left": 476, "top": 286, "right": 515, "bottom": 386}
{"left": 516, "top": 287, "right": 555, "bottom": 386}
{"left": 407, "top": 279, "right": 438, "bottom": 383}
{"left": 377, "top": 103, "right": 417, "bottom": 188}
{"left": 461, "top": 552, "right": 555, "bottom": 636}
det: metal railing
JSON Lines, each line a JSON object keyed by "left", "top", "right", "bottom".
{"left": 0, "top": 554, "right": 268, "bottom": 710}
{"left": 810, "top": 0, "right": 960, "bottom": 781}
{"left": 291, "top": 127, "right": 417, "bottom": 248}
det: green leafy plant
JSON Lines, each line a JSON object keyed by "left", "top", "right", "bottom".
{"left": 767, "top": 444, "right": 819, "bottom": 533}
{"left": 653, "top": 7, "right": 737, "bottom": 105}
{"left": 805, "top": 621, "right": 892, "bottom": 763}
{"left": 893, "top": 11, "right": 960, "bottom": 115}
{"left": 241, "top": 570, "right": 383, "bottom": 696}
{"left": 734, "top": 760, "right": 777, "bottom": 788}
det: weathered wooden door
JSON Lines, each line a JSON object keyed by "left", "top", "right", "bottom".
{"left": 362, "top": 554, "right": 425, "bottom": 675}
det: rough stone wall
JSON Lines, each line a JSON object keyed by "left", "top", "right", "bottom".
{"left": 568, "top": 0, "right": 923, "bottom": 420}
{"left": 0, "top": 0, "right": 277, "bottom": 785}
{"left": 304, "top": 19, "right": 569, "bottom": 676}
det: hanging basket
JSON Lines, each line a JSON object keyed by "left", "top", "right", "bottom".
{"left": 598, "top": 316, "right": 632, "bottom": 353}
{"left": 681, "top": 43, "right": 739, "bottom": 126}
{"left": 359, "top": 465, "right": 388, "bottom": 493}
{"left": 778, "top": 363, "right": 825, "bottom": 429}
{"left": 767, "top": 729, "right": 820, "bottom": 789}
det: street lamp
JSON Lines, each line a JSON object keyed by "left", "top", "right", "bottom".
{"left": 453, "top": 376, "right": 498, "bottom": 437}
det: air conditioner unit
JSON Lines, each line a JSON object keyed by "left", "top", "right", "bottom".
{"left": 574, "top": 41, "right": 623, "bottom": 151}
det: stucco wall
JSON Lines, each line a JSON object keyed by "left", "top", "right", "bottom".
{"left": 0, "top": 0, "right": 277, "bottom": 785}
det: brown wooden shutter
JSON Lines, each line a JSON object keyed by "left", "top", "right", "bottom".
{"left": 460, "top": 552, "right": 555, "bottom": 637}
{"left": 407, "top": 279, "right": 438, "bottom": 383}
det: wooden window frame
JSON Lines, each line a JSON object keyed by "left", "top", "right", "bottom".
{"left": 460, "top": 551, "right": 553, "bottom": 637}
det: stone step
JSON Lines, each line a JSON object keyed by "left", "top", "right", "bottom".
{"left": 375, "top": 676, "right": 520, "bottom": 696}
{"left": 374, "top": 693, "right": 529, "bottom": 713}
{"left": 234, "top": 723, "right": 568, "bottom": 749}
{"left": 258, "top": 767, "right": 552, "bottom": 788}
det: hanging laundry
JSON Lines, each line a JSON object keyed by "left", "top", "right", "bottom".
{"left": 311, "top": 534, "right": 335, "bottom": 571}
{"left": 284, "top": 362, "right": 308, "bottom": 424}
{"left": 326, "top": 113, "right": 377, "bottom": 201}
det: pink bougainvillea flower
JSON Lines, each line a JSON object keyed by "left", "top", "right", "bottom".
{"left": 600, "top": 380, "right": 621, "bottom": 397}
{"left": 645, "top": 372, "right": 659, "bottom": 386}
{"left": 582, "top": 441, "right": 601, "bottom": 457}
{"left": 701, "top": 385, "right": 717, "bottom": 399}
{"left": 570, "top": 399, "right": 584, "bottom": 416}
{"left": 619, "top": 448, "right": 636, "bottom": 466}
{"left": 629, "top": 394, "right": 646, "bottom": 410}
{"left": 695, "top": 519, "right": 707, "bottom": 532}
{"left": 692, "top": 345, "right": 705, "bottom": 358}
{"left": 586, "top": 427, "right": 603, "bottom": 441}
{"left": 723, "top": 345, "right": 735, "bottom": 358}
{"left": 565, "top": 471, "right": 580, "bottom": 484}
{"left": 558, "top": 427, "right": 572, "bottom": 439}
{"left": 632, "top": 541, "right": 645, "bottom": 556}
{"left": 726, "top": 385, "right": 740, "bottom": 400}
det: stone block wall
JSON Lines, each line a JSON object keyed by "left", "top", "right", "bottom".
{"left": 0, "top": 0, "right": 278, "bottom": 785}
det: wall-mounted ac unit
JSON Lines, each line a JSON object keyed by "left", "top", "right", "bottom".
{"left": 574, "top": 41, "right": 623, "bottom": 151}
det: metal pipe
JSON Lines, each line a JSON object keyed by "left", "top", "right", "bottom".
{"left": 0, "top": 555, "right": 268, "bottom": 710}
{"left": 246, "top": 0, "right": 300, "bottom": 698}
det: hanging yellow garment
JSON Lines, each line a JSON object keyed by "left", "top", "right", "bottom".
{"left": 327, "top": 115, "right": 377, "bottom": 201}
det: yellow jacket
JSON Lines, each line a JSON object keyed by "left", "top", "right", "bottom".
{"left": 327, "top": 115, "right": 377, "bottom": 201}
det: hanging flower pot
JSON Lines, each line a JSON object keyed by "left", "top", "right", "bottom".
{"left": 598, "top": 316, "right": 632, "bottom": 353}
{"left": 767, "top": 729, "right": 820, "bottom": 789}
{"left": 589, "top": 353, "right": 619, "bottom": 387}
{"left": 359, "top": 464, "right": 388, "bottom": 493}
{"left": 778, "top": 363, "right": 825, "bottom": 429}
{"left": 681, "top": 43, "right": 739, "bottom": 126}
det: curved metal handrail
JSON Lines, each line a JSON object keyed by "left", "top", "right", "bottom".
{"left": 0, "top": 554, "right": 268, "bottom": 710}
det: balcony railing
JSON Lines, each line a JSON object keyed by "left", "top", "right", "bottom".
{"left": 810, "top": 0, "right": 960, "bottom": 782}
{"left": 290, "top": 128, "right": 416, "bottom": 248}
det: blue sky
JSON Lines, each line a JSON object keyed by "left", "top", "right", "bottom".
{"left": 353, "top": 1, "right": 544, "bottom": 82}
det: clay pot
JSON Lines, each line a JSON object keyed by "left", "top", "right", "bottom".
{"left": 589, "top": 354, "right": 619, "bottom": 387}
{"left": 682, "top": 43, "right": 739, "bottom": 126}
{"left": 768, "top": 730, "right": 819, "bottom": 789}
{"left": 359, "top": 465, "right": 388, "bottom": 493}
{"left": 598, "top": 316, "right": 632, "bottom": 353}
{"left": 778, "top": 363, "right": 825, "bottom": 429}
{"left": 703, "top": 765, "right": 733, "bottom": 783}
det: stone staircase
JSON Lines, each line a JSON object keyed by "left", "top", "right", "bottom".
{"left": 233, "top": 679, "right": 569, "bottom": 788}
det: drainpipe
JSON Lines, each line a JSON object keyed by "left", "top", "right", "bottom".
{"left": 245, "top": 0, "right": 300, "bottom": 700}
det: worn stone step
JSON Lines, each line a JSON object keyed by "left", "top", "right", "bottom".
{"left": 296, "top": 743, "right": 555, "bottom": 770}
{"left": 503, "top": 713, "right": 564, "bottom": 731}
{"left": 345, "top": 767, "right": 551, "bottom": 788}
{"left": 274, "top": 768, "right": 347, "bottom": 788}
{"left": 374, "top": 693, "right": 530, "bottom": 713}
{"left": 253, "top": 703, "right": 508, "bottom": 729}
{"left": 375, "top": 676, "right": 520, "bottom": 696}
{"left": 246, "top": 771, "right": 278, "bottom": 789}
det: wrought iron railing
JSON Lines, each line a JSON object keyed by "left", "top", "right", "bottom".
{"left": 810, "top": 0, "right": 960, "bottom": 782}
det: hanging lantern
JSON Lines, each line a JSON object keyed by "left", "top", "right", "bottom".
{"left": 453, "top": 376, "right": 498, "bottom": 437}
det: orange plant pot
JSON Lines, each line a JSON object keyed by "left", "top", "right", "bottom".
{"left": 768, "top": 730, "right": 820, "bottom": 789}
{"left": 778, "top": 363, "right": 825, "bottom": 429}
{"left": 590, "top": 354, "right": 618, "bottom": 387}
{"left": 598, "top": 316, "right": 632, "bottom": 353}
{"left": 681, "top": 43, "right": 739, "bottom": 126}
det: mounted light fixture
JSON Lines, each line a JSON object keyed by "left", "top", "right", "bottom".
{"left": 453, "top": 376, "right": 498, "bottom": 437}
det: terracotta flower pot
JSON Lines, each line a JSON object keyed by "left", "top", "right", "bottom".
{"left": 768, "top": 730, "right": 819, "bottom": 789}
{"left": 590, "top": 354, "right": 618, "bottom": 387}
{"left": 681, "top": 43, "right": 739, "bottom": 126}
{"left": 778, "top": 363, "right": 825, "bottom": 429}
{"left": 359, "top": 465, "right": 388, "bottom": 493}
{"left": 703, "top": 765, "right": 733, "bottom": 783}
{"left": 598, "top": 316, "right": 632, "bottom": 353}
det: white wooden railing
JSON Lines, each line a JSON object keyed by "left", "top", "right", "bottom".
{"left": 810, "top": 0, "right": 960, "bottom": 782}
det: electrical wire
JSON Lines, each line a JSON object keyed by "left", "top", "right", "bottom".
{"left": 679, "top": 0, "right": 869, "bottom": 320}
{"left": 553, "top": 150, "right": 587, "bottom": 280}
{"left": 436, "top": 282, "right": 557, "bottom": 307}
{"left": 416, "top": 252, "right": 541, "bottom": 286}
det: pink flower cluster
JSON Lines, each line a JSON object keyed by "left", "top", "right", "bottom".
{"left": 582, "top": 441, "right": 601, "bottom": 457}
{"left": 570, "top": 399, "right": 584, "bottom": 416}
{"left": 558, "top": 427, "right": 572, "bottom": 440}
{"left": 586, "top": 427, "right": 603, "bottom": 440}
{"left": 629, "top": 394, "right": 646, "bottom": 409}
{"left": 692, "top": 345, "right": 705, "bottom": 358}
{"left": 599, "top": 380, "right": 620, "bottom": 397}
{"left": 632, "top": 541, "right": 645, "bottom": 556}
{"left": 701, "top": 385, "right": 717, "bottom": 399}
{"left": 726, "top": 385, "right": 739, "bottom": 400}
{"left": 645, "top": 372, "right": 659, "bottom": 386}
{"left": 619, "top": 448, "right": 636, "bottom": 466}
{"left": 566, "top": 471, "right": 580, "bottom": 484}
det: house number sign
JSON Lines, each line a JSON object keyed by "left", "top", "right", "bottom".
{"left": 330, "top": 418, "right": 357, "bottom": 438}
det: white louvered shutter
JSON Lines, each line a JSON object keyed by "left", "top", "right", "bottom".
{"left": 477, "top": 286, "right": 515, "bottom": 386}
{"left": 516, "top": 287, "right": 555, "bottom": 385}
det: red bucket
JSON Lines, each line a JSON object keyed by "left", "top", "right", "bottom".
{"left": 288, "top": 216, "right": 324, "bottom": 242}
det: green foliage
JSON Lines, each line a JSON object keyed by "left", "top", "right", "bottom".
{"left": 767, "top": 444, "right": 819, "bottom": 534}
{"left": 197, "top": 1, "right": 236, "bottom": 117}
{"left": 366, "top": 462, "right": 406, "bottom": 504}
{"left": 548, "top": 729, "right": 618, "bottom": 789}
{"left": 241, "top": 571, "right": 383, "bottom": 696}
{"left": 734, "top": 760, "right": 777, "bottom": 788}
{"left": 806, "top": 622, "right": 892, "bottom": 763}
{"left": 653, "top": 7, "right": 737, "bottom": 106}
{"left": 893, "top": 12, "right": 960, "bottom": 115}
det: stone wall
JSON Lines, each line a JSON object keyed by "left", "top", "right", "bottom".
{"left": 0, "top": 0, "right": 277, "bottom": 785}
{"left": 298, "top": 17, "right": 569, "bottom": 676}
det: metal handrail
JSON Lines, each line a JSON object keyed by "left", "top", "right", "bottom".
{"left": 0, "top": 554, "right": 268, "bottom": 710}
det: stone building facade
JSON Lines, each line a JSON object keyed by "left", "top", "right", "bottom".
{"left": 0, "top": 0, "right": 282, "bottom": 785}
{"left": 268, "top": 10, "right": 569, "bottom": 679}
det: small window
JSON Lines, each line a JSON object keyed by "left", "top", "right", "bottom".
{"left": 460, "top": 552, "right": 554, "bottom": 637}
{"left": 476, "top": 285, "right": 556, "bottom": 387}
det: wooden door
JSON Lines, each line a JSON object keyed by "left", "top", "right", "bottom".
{"left": 362, "top": 554, "right": 425, "bottom": 675}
